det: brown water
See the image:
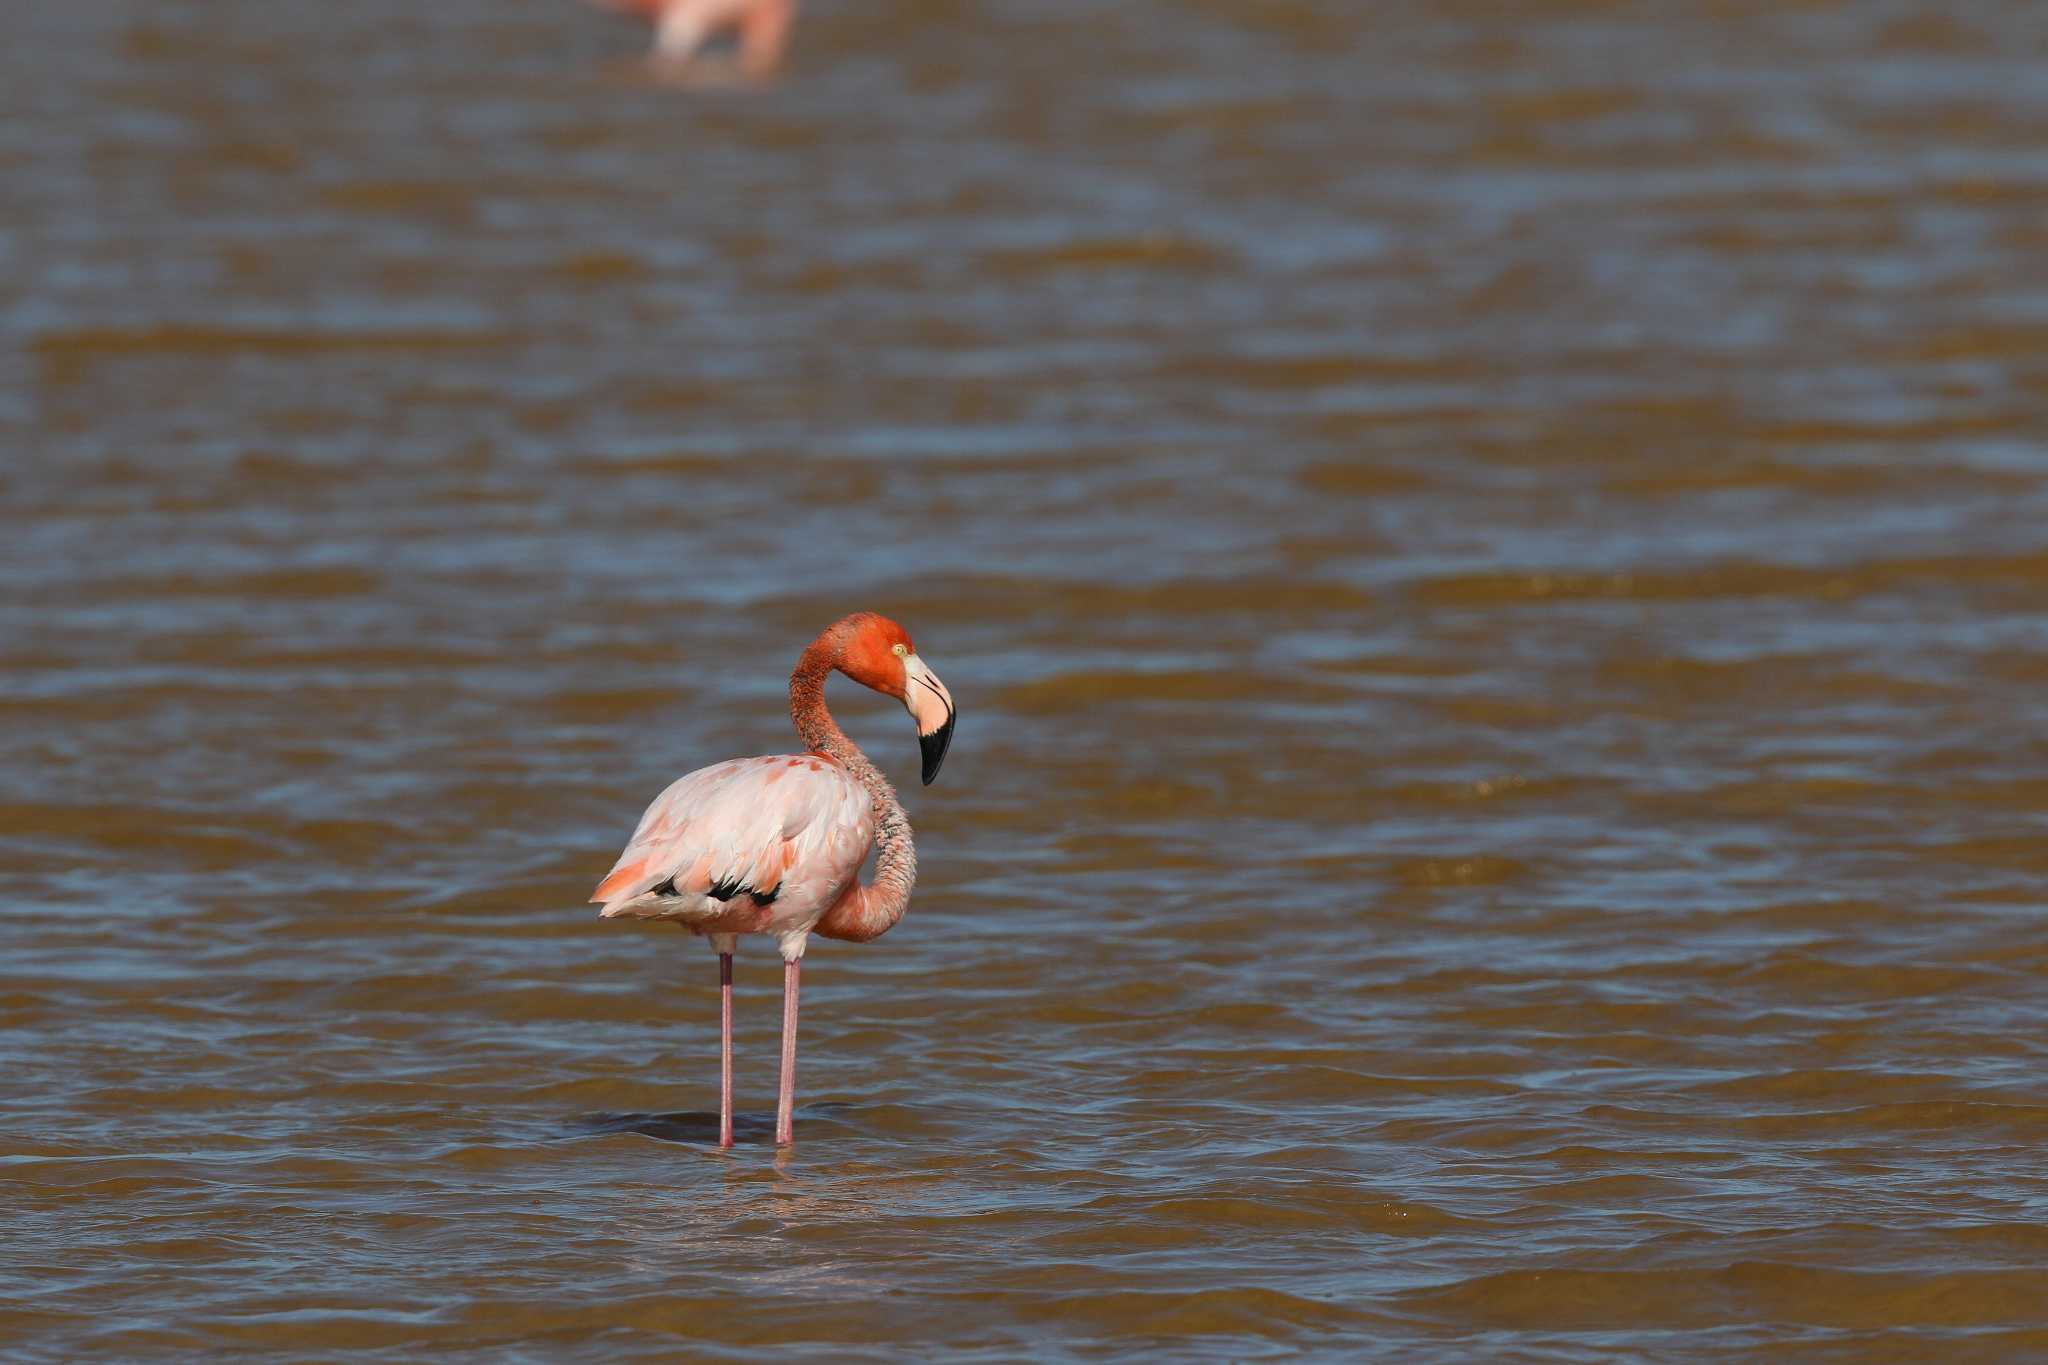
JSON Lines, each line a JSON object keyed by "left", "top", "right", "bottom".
{"left": 6, "top": 0, "right": 2048, "bottom": 1358}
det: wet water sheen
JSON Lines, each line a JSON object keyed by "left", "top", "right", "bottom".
{"left": 6, "top": 0, "right": 2048, "bottom": 1359}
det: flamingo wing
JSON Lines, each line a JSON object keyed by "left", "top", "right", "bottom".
{"left": 591, "top": 755, "right": 873, "bottom": 922}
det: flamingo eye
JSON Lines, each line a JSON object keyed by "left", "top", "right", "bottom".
{"left": 892, "top": 643, "right": 908, "bottom": 656}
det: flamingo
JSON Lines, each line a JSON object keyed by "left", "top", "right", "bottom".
{"left": 588, "top": 0, "right": 798, "bottom": 79}
{"left": 589, "top": 612, "right": 956, "bottom": 1148}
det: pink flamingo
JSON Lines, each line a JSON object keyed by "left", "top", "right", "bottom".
{"left": 588, "top": 0, "right": 798, "bottom": 79}
{"left": 590, "top": 612, "right": 956, "bottom": 1148}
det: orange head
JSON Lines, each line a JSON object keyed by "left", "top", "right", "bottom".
{"left": 830, "top": 612, "right": 956, "bottom": 784}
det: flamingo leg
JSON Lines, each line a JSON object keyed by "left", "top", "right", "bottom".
{"left": 718, "top": 952, "right": 734, "bottom": 1149}
{"left": 775, "top": 956, "right": 800, "bottom": 1145}
{"left": 738, "top": 0, "right": 795, "bottom": 77}
{"left": 652, "top": 4, "right": 711, "bottom": 62}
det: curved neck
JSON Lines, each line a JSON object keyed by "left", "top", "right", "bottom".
{"left": 791, "top": 632, "right": 916, "bottom": 943}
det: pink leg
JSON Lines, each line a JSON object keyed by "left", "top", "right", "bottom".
{"left": 738, "top": 0, "right": 796, "bottom": 77}
{"left": 774, "top": 956, "right": 800, "bottom": 1146}
{"left": 718, "top": 952, "right": 734, "bottom": 1149}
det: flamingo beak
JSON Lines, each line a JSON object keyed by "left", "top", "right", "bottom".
{"left": 903, "top": 655, "right": 956, "bottom": 785}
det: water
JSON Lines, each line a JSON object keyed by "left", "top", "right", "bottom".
{"left": 6, "top": 0, "right": 2048, "bottom": 1358}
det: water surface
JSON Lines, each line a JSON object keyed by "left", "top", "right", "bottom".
{"left": 6, "top": 0, "right": 2048, "bottom": 1358}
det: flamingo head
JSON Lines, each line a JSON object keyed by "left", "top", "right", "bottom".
{"left": 836, "top": 612, "right": 957, "bottom": 785}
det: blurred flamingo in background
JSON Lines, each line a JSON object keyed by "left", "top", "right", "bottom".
{"left": 590, "top": 613, "right": 956, "bottom": 1147}
{"left": 588, "top": 0, "right": 798, "bottom": 79}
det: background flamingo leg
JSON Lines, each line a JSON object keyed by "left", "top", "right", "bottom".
{"left": 775, "top": 957, "right": 800, "bottom": 1145}
{"left": 737, "top": 0, "right": 795, "bottom": 78}
{"left": 652, "top": 4, "right": 711, "bottom": 62}
{"left": 718, "top": 951, "right": 734, "bottom": 1148}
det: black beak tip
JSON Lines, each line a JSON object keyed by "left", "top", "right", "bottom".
{"left": 919, "top": 713, "right": 955, "bottom": 786}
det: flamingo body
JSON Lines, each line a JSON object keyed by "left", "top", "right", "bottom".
{"left": 590, "top": 0, "right": 798, "bottom": 76}
{"left": 592, "top": 754, "right": 873, "bottom": 959}
{"left": 587, "top": 612, "right": 955, "bottom": 1148}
